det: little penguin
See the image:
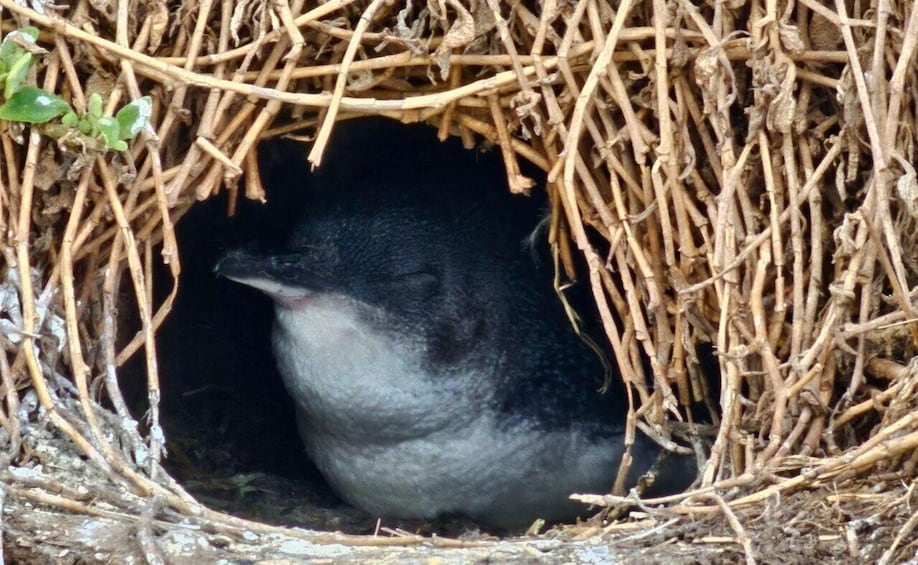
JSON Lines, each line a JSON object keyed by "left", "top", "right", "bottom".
{"left": 216, "top": 121, "right": 694, "bottom": 529}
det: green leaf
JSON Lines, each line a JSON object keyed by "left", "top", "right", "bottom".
{"left": 77, "top": 115, "right": 93, "bottom": 135}
{"left": 0, "top": 27, "right": 39, "bottom": 65}
{"left": 20, "top": 27, "right": 40, "bottom": 42}
{"left": 40, "top": 122, "right": 70, "bottom": 139}
{"left": 115, "top": 96, "right": 152, "bottom": 139}
{"left": 4, "top": 52, "right": 33, "bottom": 99}
{"left": 0, "top": 87, "right": 72, "bottom": 124}
{"left": 13, "top": 27, "right": 39, "bottom": 43}
{"left": 61, "top": 111, "right": 78, "bottom": 126}
{"left": 87, "top": 93, "right": 103, "bottom": 119}
{"left": 98, "top": 116, "right": 123, "bottom": 149}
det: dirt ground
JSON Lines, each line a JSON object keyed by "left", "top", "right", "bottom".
{"left": 4, "top": 412, "right": 912, "bottom": 564}
{"left": 0, "top": 472, "right": 875, "bottom": 564}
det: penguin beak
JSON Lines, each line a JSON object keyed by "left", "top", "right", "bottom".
{"left": 215, "top": 248, "right": 334, "bottom": 300}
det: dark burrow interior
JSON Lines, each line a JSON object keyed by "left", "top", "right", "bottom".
{"left": 116, "top": 119, "right": 721, "bottom": 537}
{"left": 120, "top": 120, "right": 542, "bottom": 536}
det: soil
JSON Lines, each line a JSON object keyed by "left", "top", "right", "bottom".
{"left": 4, "top": 414, "right": 911, "bottom": 564}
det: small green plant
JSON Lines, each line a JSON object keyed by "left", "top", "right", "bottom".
{"left": 0, "top": 27, "right": 152, "bottom": 152}
{"left": 59, "top": 93, "right": 153, "bottom": 152}
{"left": 0, "top": 27, "right": 40, "bottom": 100}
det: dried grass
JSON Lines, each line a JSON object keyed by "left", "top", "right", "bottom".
{"left": 0, "top": 0, "right": 917, "bottom": 560}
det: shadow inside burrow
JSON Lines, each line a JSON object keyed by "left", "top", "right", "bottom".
{"left": 116, "top": 117, "right": 719, "bottom": 536}
{"left": 117, "top": 119, "right": 536, "bottom": 537}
